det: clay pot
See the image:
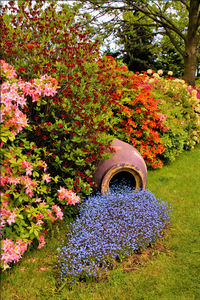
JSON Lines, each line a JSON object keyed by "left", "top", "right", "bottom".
{"left": 93, "top": 139, "right": 147, "bottom": 193}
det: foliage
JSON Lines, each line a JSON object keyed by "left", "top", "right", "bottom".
{"left": 0, "top": 0, "right": 119, "bottom": 197}
{"left": 148, "top": 71, "right": 200, "bottom": 162}
{"left": 57, "top": 186, "right": 170, "bottom": 285}
{"left": 0, "top": 60, "right": 80, "bottom": 270}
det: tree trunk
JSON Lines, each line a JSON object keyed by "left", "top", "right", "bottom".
{"left": 183, "top": 0, "right": 200, "bottom": 86}
{"left": 183, "top": 41, "right": 198, "bottom": 86}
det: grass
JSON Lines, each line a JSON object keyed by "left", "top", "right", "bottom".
{"left": 1, "top": 145, "right": 200, "bottom": 299}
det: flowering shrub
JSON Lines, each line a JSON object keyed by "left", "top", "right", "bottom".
{"left": 0, "top": 60, "right": 80, "bottom": 270}
{"left": 148, "top": 71, "right": 200, "bottom": 162}
{"left": 110, "top": 67, "right": 200, "bottom": 167}
{"left": 110, "top": 72, "right": 167, "bottom": 168}
{"left": 1, "top": 1, "right": 118, "bottom": 197}
{"left": 57, "top": 186, "right": 170, "bottom": 285}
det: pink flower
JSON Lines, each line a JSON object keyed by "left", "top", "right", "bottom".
{"left": 8, "top": 176, "right": 21, "bottom": 185}
{"left": 1, "top": 239, "right": 29, "bottom": 266}
{"left": 36, "top": 220, "right": 44, "bottom": 226}
{"left": 38, "top": 235, "right": 46, "bottom": 249}
{"left": 57, "top": 187, "right": 80, "bottom": 205}
{"left": 51, "top": 205, "right": 63, "bottom": 220}
{"left": 0, "top": 60, "right": 17, "bottom": 79}
{"left": 21, "top": 160, "right": 33, "bottom": 176}
{"left": 43, "top": 173, "right": 51, "bottom": 183}
{"left": 1, "top": 238, "right": 14, "bottom": 252}
{"left": 7, "top": 211, "right": 17, "bottom": 225}
{"left": 35, "top": 197, "right": 42, "bottom": 203}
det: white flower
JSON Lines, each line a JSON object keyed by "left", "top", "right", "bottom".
{"left": 147, "top": 69, "right": 153, "bottom": 74}
{"left": 153, "top": 73, "right": 160, "bottom": 78}
{"left": 168, "top": 71, "right": 173, "bottom": 76}
{"left": 157, "top": 69, "right": 163, "bottom": 75}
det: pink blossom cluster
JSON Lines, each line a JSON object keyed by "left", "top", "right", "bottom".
{"left": 0, "top": 60, "right": 17, "bottom": 80}
{"left": 38, "top": 235, "right": 46, "bottom": 249}
{"left": 1, "top": 207, "right": 17, "bottom": 227}
{"left": 1, "top": 80, "right": 28, "bottom": 137}
{"left": 22, "top": 74, "right": 58, "bottom": 102}
{"left": 43, "top": 173, "right": 51, "bottom": 183}
{"left": 1, "top": 157, "right": 37, "bottom": 198}
{"left": 21, "top": 160, "right": 33, "bottom": 176}
{"left": 51, "top": 205, "right": 63, "bottom": 220}
{"left": 1, "top": 239, "right": 30, "bottom": 270}
{"left": 58, "top": 187, "right": 80, "bottom": 205}
{"left": 1, "top": 60, "right": 59, "bottom": 143}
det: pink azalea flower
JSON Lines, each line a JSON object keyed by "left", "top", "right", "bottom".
{"left": 57, "top": 187, "right": 80, "bottom": 205}
{"left": 38, "top": 235, "right": 46, "bottom": 249}
{"left": 36, "top": 220, "right": 44, "bottom": 226}
{"left": 7, "top": 211, "right": 17, "bottom": 225}
{"left": 35, "top": 198, "right": 42, "bottom": 203}
{"left": 51, "top": 205, "right": 63, "bottom": 220}
{"left": 43, "top": 173, "right": 51, "bottom": 183}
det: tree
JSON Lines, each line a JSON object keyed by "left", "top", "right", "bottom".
{"left": 157, "top": 35, "right": 185, "bottom": 77}
{"left": 76, "top": 0, "right": 200, "bottom": 86}
{"left": 111, "top": 12, "right": 162, "bottom": 72}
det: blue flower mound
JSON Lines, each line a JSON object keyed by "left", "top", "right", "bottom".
{"left": 57, "top": 187, "right": 171, "bottom": 284}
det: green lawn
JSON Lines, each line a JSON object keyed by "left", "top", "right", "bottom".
{"left": 1, "top": 145, "right": 200, "bottom": 300}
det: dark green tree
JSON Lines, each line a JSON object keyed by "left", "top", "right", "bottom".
{"left": 76, "top": 0, "right": 200, "bottom": 86}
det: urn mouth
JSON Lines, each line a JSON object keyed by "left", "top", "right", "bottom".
{"left": 100, "top": 165, "right": 145, "bottom": 193}
{"left": 93, "top": 139, "right": 147, "bottom": 194}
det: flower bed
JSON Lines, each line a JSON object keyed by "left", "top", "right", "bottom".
{"left": 57, "top": 186, "right": 171, "bottom": 285}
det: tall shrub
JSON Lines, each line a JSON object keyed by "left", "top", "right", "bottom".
{"left": 0, "top": 60, "right": 80, "bottom": 270}
{"left": 0, "top": 0, "right": 118, "bottom": 197}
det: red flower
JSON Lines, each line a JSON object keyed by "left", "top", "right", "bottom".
{"left": 52, "top": 154, "right": 56, "bottom": 158}
{"left": 18, "top": 67, "right": 26, "bottom": 73}
{"left": 58, "top": 123, "right": 63, "bottom": 128}
{"left": 27, "top": 44, "right": 34, "bottom": 50}
{"left": 20, "top": 142, "right": 24, "bottom": 146}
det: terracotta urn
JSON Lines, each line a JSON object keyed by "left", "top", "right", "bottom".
{"left": 93, "top": 139, "right": 147, "bottom": 193}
